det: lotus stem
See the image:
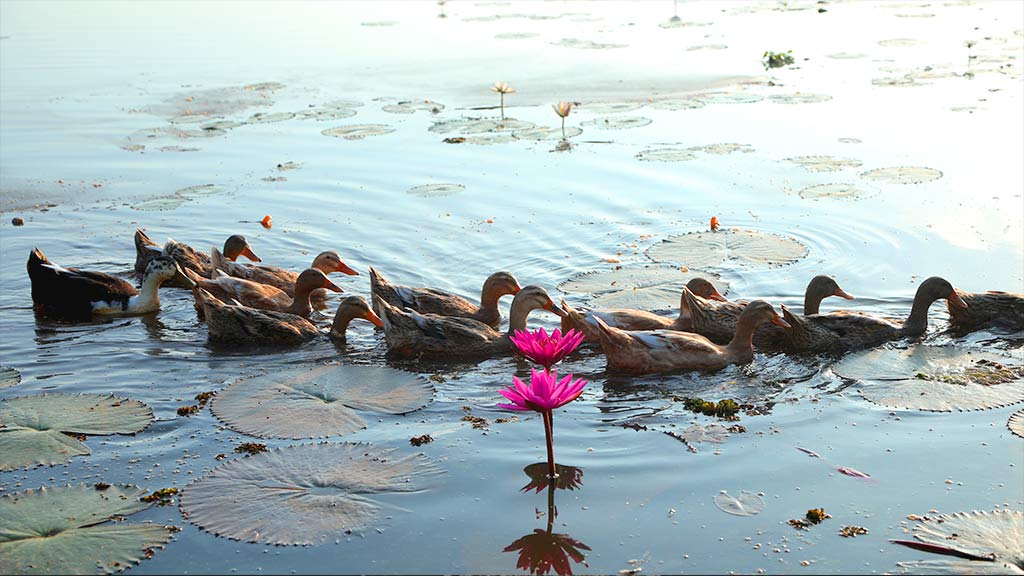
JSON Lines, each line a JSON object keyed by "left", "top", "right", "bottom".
{"left": 543, "top": 410, "right": 557, "bottom": 482}
{"left": 545, "top": 481, "right": 557, "bottom": 531}
{"left": 500, "top": 93, "right": 505, "bottom": 120}
{"left": 561, "top": 117, "right": 566, "bottom": 139}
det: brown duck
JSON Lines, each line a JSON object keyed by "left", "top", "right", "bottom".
{"left": 187, "top": 268, "right": 341, "bottom": 318}
{"left": 370, "top": 267, "right": 522, "bottom": 329}
{"left": 135, "top": 229, "right": 260, "bottom": 287}
{"left": 212, "top": 247, "right": 357, "bottom": 299}
{"left": 946, "top": 288, "right": 1024, "bottom": 335}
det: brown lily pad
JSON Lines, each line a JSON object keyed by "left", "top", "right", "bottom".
{"left": 784, "top": 155, "right": 863, "bottom": 173}
{"left": 894, "top": 510, "right": 1023, "bottom": 574}
{"left": 558, "top": 266, "right": 728, "bottom": 311}
{"left": 860, "top": 166, "right": 943, "bottom": 184}
{"left": 646, "top": 229, "right": 808, "bottom": 269}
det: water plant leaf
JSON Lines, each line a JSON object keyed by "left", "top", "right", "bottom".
{"left": 576, "top": 102, "right": 643, "bottom": 114}
{"left": 321, "top": 124, "right": 396, "bottom": 140}
{"left": 1009, "top": 409, "right": 1024, "bottom": 438}
{"left": 300, "top": 108, "right": 358, "bottom": 121}
{"left": 381, "top": 100, "right": 444, "bottom": 114}
{"left": 0, "top": 484, "right": 172, "bottom": 575}
{"left": 834, "top": 346, "right": 1024, "bottom": 411}
{"left": 799, "top": 183, "right": 877, "bottom": 200}
{"left": 0, "top": 394, "right": 153, "bottom": 471}
{"left": 836, "top": 466, "right": 871, "bottom": 479}
{"left": 689, "top": 142, "right": 755, "bottom": 155}
{"left": 464, "top": 133, "right": 517, "bottom": 145}
{"left": 649, "top": 98, "right": 705, "bottom": 110}
{"left": 860, "top": 166, "right": 943, "bottom": 184}
{"left": 579, "top": 116, "right": 652, "bottom": 130}
{"left": 558, "top": 266, "right": 728, "bottom": 311}
{"left": 513, "top": 126, "right": 583, "bottom": 140}
{"left": 646, "top": 229, "right": 808, "bottom": 269}
{"left": 0, "top": 366, "right": 20, "bottom": 389}
{"left": 211, "top": 364, "right": 434, "bottom": 439}
{"left": 428, "top": 118, "right": 499, "bottom": 135}
{"left": 893, "top": 510, "right": 1023, "bottom": 574}
{"left": 767, "top": 93, "right": 833, "bottom": 104}
{"left": 323, "top": 99, "right": 364, "bottom": 109}
{"left": 551, "top": 38, "right": 626, "bottom": 50}
{"left": 895, "top": 559, "right": 1024, "bottom": 574}
{"left": 247, "top": 111, "right": 296, "bottom": 123}
{"left": 130, "top": 196, "right": 188, "bottom": 212}
{"left": 636, "top": 148, "right": 697, "bottom": 162}
{"left": 784, "top": 156, "right": 864, "bottom": 172}
{"left": 696, "top": 92, "right": 763, "bottom": 104}
{"left": 407, "top": 183, "right": 465, "bottom": 198}
{"left": 666, "top": 424, "right": 729, "bottom": 452}
{"left": 179, "top": 443, "right": 442, "bottom": 545}
{"left": 714, "top": 490, "right": 765, "bottom": 516}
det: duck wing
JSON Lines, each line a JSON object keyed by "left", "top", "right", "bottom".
{"left": 28, "top": 249, "right": 138, "bottom": 318}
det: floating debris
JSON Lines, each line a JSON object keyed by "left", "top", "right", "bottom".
{"left": 860, "top": 166, "right": 943, "bottom": 185}
{"left": 840, "top": 525, "right": 869, "bottom": 537}
{"left": 714, "top": 490, "right": 765, "bottom": 516}
{"left": 140, "top": 487, "right": 179, "bottom": 506}
{"left": 646, "top": 229, "right": 808, "bottom": 269}
{"left": 177, "top": 405, "right": 200, "bottom": 417}
{"left": 233, "top": 442, "right": 268, "bottom": 456}
{"left": 558, "top": 266, "right": 728, "bottom": 310}
{"left": 836, "top": 466, "right": 872, "bottom": 479}
{"left": 683, "top": 397, "right": 740, "bottom": 419}
{"left": 806, "top": 508, "right": 831, "bottom": 524}
{"left": 407, "top": 183, "right": 466, "bottom": 198}
{"left": 410, "top": 434, "right": 434, "bottom": 447}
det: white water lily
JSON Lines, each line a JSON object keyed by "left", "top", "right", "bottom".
{"left": 552, "top": 101, "right": 573, "bottom": 138}
{"left": 490, "top": 82, "right": 515, "bottom": 119}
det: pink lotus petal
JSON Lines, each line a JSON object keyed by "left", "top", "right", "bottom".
{"left": 796, "top": 446, "right": 822, "bottom": 458}
{"left": 836, "top": 466, "right": 871, "bottom": 479}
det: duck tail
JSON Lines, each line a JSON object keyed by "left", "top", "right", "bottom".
{"left": 191, "top": 286, "right": 217, "bottom": 321}
{"left": 372, "top": 293, "right": 399, "bottom": 333}
{"left": 680, "top": 286, "right": 708, "bottom": 326}
{"left": 586, "top": 313, "right": 629, "bottom": 350}
{"left": 27, "top": 247, "right": 48, "bottom": 268}
{"left": 210, "top": 247, "right": 229, "bottom": 273}
{"left": 368, "top": 267, "right": 389, "bottom": 313}
{"left": 559, "top": 298, "right": 593, "bottom": 339}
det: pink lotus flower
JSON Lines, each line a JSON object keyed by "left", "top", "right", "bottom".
{"left": 510, "top": 327, "right": 584, "bottom": 371}
{"left": 498, "top": 369, "right": 587, "bottom": 413}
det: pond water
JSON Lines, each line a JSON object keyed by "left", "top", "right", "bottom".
{"left": 1, "top": 0, "right": 1022, "bottom": 574}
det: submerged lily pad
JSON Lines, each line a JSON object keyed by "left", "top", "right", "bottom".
{"left": 636, "top": 148, "right": 697, "bottom": 162}
{"left": 180, "top": 443, "right": 442, "bottom": 545}
{"left": 799, "top": 183, "right": 876, "bottom": 200}
{"left": 407, "top": 183, "right": 465, "bottom": 198}
{"left": 177, "top": 184, "right": 223, "bottom": 197}
{"left": 0, "top": 393, "right": 153, "bottom": 471}
{"left": 558, "top": 266, "right": 727, "bottom": 311}
{"left": 0, "top": 484, "right": 172, "bottom": 575}
{"left": 382, "top": 100, "right": 444, "bottom": 114}
{"left": 767, "top": 93, "right": 833, "bottom": 104}
{"left": 576, "top": 102, "right": 643, "bottom": 114}
{"left": 579, "top": 116, "right": 652, "bottom": 130}
{"left": 714, "top": 490, "right": 765, "bottom": 516}
{"left": 860, "top": 166, "right": 943, "bottom": 184}
{"left": 646, "top": 229, "right": 808, "bottom": 269}
{"left": 784, "top": 155, "right": 863, "bottom": 172}
{"left": 696, "top": 92, "right": 764, "bottom": 104}
{"left": 211, "top": 365, "right": 433, "bottom": 439}
{"left": 1, "top": 366, "right": 20, "bottom": 389}
{"left": 834, "top": 345, "right": 1024, "bottom": 411}
{"left": 894, "top": 510, "right": 1023, "bottom": 574}
{"left": 649, "top": 98, "right": 705, "bottom": 111}
{"left": 513, "top": 126, "right": 583, "bottom": 140}
{"left": 130, "top": 196, "right": 188, "bottom": 212}
{"left": 321, "top": 124, "right": 396, "bottom": 140}
{"left": 1010, "top": 409, "right": 1024, "bottom": 438}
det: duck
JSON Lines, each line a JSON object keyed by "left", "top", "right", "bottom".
{"left": 946, "top": 288, "right": 1024, "bottom": 335}
{"left": 370, "top": 268, "right": 522, "bottom": 329}
{"left": 572, "top": 299, "right": 790, "bottom": 375}
{"left": 194, "top": 288, "right": 380, "bottom": 346}
{"left": 779, "top": 276, "right": 968, "bottom": 353}
{"left": 28, "top": 248, "right": 193, "bottom": 319}
{"left": 186, "top": 268, "right": 341, "bottom": 318}
{"left": 685, "top": 275, "right": 854, "bottom": 346}
{"left": 134, "top": 229, "right": 260, "bottom": 284}
{"left": 211, "top": 247, "right": 358, "bottom": 299}
{"left": 560, "top": 276, "right": 727, "bottom": 338}
{"left": 374, "top": 285, "right": 565, "bottom": 357}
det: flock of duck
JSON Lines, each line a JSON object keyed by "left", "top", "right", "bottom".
{"left": 26, "top": 229, "right": 1024, "bottom": 375}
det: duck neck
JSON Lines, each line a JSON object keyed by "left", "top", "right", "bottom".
{"left": 286, "top": 286, "right": 314, "bottom": 317}
{"left": 330, "top": 307, "right": 357, "bottom": 337}
{"left": 506, "top": 301, "right": 534, "bottom": 335}
{"left": 803, "top": 290, "right": 824, "bottom": 315}
{"left": 479, "top": 283, "right": 501, "bottom": 314}
{"left": 903, "top": 290, "right": 938, "bottom": 335}
{"left": 726, "top": 315, "right": 760, "bottom": 355}
{"left": 128, "top": 273, "right": 164, "bottom": 313}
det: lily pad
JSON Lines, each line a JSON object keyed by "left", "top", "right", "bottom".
{"left": 301, "top": 108, "right": 358, "bottom": 121}
{"left": 407, "top": 183, "right": 465, "bottom": 198}
{"left": 666, "top": 424, "right": 729, "bottom": 452}
{"left": 200, "top": 120, "right": 244, "bottom": 131}
{"left": 490, "top": 119, "right": 536, "bottom": 132}
{"left": 1, "top": 366, "right": 20, "bottom": 389}
{"left": 767, "top": 93, "right": 833, "bottom": 104}
{"left": 579, "top": 116, "right": 652, "bottom": 130}
{"left": 879, "top": 38, "right": 925, "bottom": 47}
{"left": 551, "top": 38, "right": 626, "bottom": 50}
{"left": 429, "top": 118, "right": 499, "bottom": 135}
{"left": 636, "top": 148, "right": 697, "bottom": 162}
{"left": 558, "top": 266, "right": 728, "bottom": 311}
{"left": 690, "top": 143, "right": 754, "bottom": 155}
{"left": 696, "top": 92, "right": 764, "bottom": 104}
{"left": 1009, "top": 409, "right": 1024, "bottom": 438}
{"left": 0, "top": 394, "right": 153, "bottom": 471}
{"left": 176, "top": 184, "right": 223, "bottom": 197}
{"left": 323, "top": 99, "right": 364, "bottom": 109}
{"left": 210, "top": 364, "right": 433, "bottom": 439}
{"left": 130, "top": 196, "right": 188, "bottom": 212}
{"left": 834, "top": 345, "right": 1024, "bottom": 411}
{"left": 894, "top": 510, "right": 1023, "bottom": 574}
{"left": 799, "top": 183, "right": 876, "bottom": 200}
{"left": 245, "top": 111, "right": 295, "bottom": 124}
{"left": 714, "top": 490, "right": 765, "bottom": 516}
{"left": 495, "top": 32, "right": 540, "bottom": 40}
{"left": 576, "top": 102, "right": 643, "bottom": 114}
{"left": 381, "top": 100, "right": 444, "bottom": 114}
{"left": 649, "top": 98, "right": 705, "bottom": 111}
{"left": 321, "top": 124, "right": 396, "bottom": 140}
{"left": 784, "top": 156, "right": 863, "bottom": 172}
{"left": 0, "top": 484, "right": 172, "bottom": 575}
{"left": 860, "top": 166, "right": 943, "bottom": 184}
{"left": 513, "top": 126, "right": 582, "bottom": 140}
{"left": 180, "top": 443, "right": 442, "bottom": 545}
{"left": 464, "top": 133, "right": 517, "bottom": 145}
{"left": 827, "top": 52, "right": 867, "bottom": 59}
{"left": 646, "top": 229, "right": 808, "bottom": 269}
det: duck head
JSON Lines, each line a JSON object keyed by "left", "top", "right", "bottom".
{"left": 223, "top": 235, "right": 261, "bottom": 262}
{"left": 483, "top": 271, "right": 523, "bottom": 300}
{"left": 686, "top": 277, "right": 728, "bottom": 302}
{"left": 808, "top": 275, "right": 854, "bottom": 301}
{"left": 740, "top": 300, "right": 790, "bottom": 328}
{"left": 296, "top": 268, "right": 343, "bottom": 295}
{"left": 332, "top": 295, "right": 383, "bottom": 331}
{"left": 146, "top": 256, "right": 195, "bottom": 289}
{"left": 918, "top": 277, "right": 967, "bottom": 309}
{"left": 312, "top": 251, "right": 359, "bottom": 276}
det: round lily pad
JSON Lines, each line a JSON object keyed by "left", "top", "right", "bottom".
{"left": 429, "top": 118, "right": 499, "bottom": 135}
{"left": 130, "top": 196, "right": 188, "bottom": 212}
{"left": 301, "top": 108, "right": 357, "bottom": 121}
{"left": 211, "top": 365, "right": 434, "bottom": 439}
{"left": 176, "top": 184, "right": 223, "bottom": 197}
{"left": 669, "top": 424, "right": 729, "bottom": 452}
{"left": 799, "top": 183, "right": 876, "bottom": 200}
{"left": 1009, "top": 409, "right": 1024, "bottom": 439}
{"left": 551, "top": 38, "right": 626, "bottom": 49}
{"left": 1, "top": 366, "right": 20, "bottom": 389}
{"left": 513, "top": 126, "right": 582, "bottom": 140}
{"left": 0, "top": 393, "right": 154, "bottom": 471}
{"left": 576, "top": 102, "right": 643, "bottom": 114}
{"left": 767, "top": 93, "right": 833, "bottom": 104}
{"left": 687, "top": 43, "right": 729, "bottom": 51}
{"left": 860, "top": 166, "right": 942, "bottom": 184}
{"left": 558, "top": 266, "right": 728, "bottom": 311}
{"left": 835, "top": 345, "right": 1024, "bottom": 412}
{"left": 649, "top": 98, "right": 705, "bottom": 111}
{"left": 321, "top": 124, "right": 396, "bottom": 140}
{"left": 323, "top": 99, "right": 364, "bottom": 109}
{"left": 784, "top": 155, "right": 863, "bottom": 172}
{"left": 407, "top": 183, "right": 465, "bottom": 198}
{"left": 636, "top": 148, "right": 696, "bottom": 162}
{"left": 382, "top": 100, "right": 444, "bottom": 114}
{"left": 199, "top": 120, "right": 244, "bottom": 131}
{"left": 168, "top": 114, "right": 213, "bottom": 125}
{"left": 579, "top": 116, "right": 652, "bottom": 130}
{"left": 691, "top": 143, "right": 754, "bottom": 155}
{"left": 465, "top": 133, "right": 517, "bottom": 145}
{"left": 895, "top": 511, "right": 1023, "bottom": 574}
{"left": 714, "top": 490, "right": 764, "bottom": 516}
{"left": 646, "top": 229, "right": 808, "bottom": 269}
{"left": 0, "top": 484, "right": 173, "bottom": 575}
{"left": 696, "top": 92, "right": 763, "bottom": 104}
{"left": 879, "top": 38, "right": 925, "bottom": 47}
{"left": 495, "top": 32, "right": 539, "bottom": 39}
{"left": 491, "top": 119, "right": 536, "bottom": 132}
{"left": 180, "top": 443, "right": 443, "bottom": 545}
{"left": 246, "top": 111, "right": 295, "bottom": 123}
{"left": 872, "top": 76, "right": 924, "bottom": 87}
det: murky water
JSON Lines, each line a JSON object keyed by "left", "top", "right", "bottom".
{"left": 2, "top": 0, "right": 1023, "bottom": 574}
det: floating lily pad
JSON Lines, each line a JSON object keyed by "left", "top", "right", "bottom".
{"left": 322, "top": 124, "right": 396, "bottom": 140}
{"left": 559, "top": 266, "right": 728, "bottom": 311}
{"left": 158, "top": 145, "right": 200, "bottom": 153}
{"left": 691, "top": 142, "right": 754, "bottom": 155}
{"left": 660, "top": 19, "right": 713, "bottom": 28}
{"left": 0, "top": 393, "right": 153, "bottom": 471}
{"left": 407, "top": 183, "right": 465, "bottom": 198}
{"left": 0, "top": 366, "right": 20, "bottom": 389}
{"left": 211, "top": 365, "right": 433, "bottom": 439}
{"left": 323, "top": 99, "right": 364, "bottom": 109}
{"left": 360, "top": 20, "right": 398, "bottom": 26}
{"left": 667, "top": 424, "right": 729, "bottom": 452}
{"left": 894, "top": 511, "right": 1023, "bottom": 574}
{"left": 130, "top": 196, "right": 188, "bottom": 212}
{"left": 649, "top": 98, "right": 705, "bottom": 111}
{"left": 636, "top": 148, "right": 697, "bottom": 162}
{"left": 1010, "top": 409, "right": 1024, "bottom": 438}
{"left": 429, "top": 118, "right": 499, "bottom": 135}
{"left": 835, "top": 345, "right": 1024, "bottom": 411}
{"left": 696, "top": 92, "right": 763, "bottom": 104}
{"left": 301, "top": 108, "right": 358, "bottom": 121}
{"left": 879, "top": 38, "right": 925, "bottom": 47}
{"left": 799, "top": 183, "right": 876, "bottom": 200}
{"left": 382, "top": 100, "right": 445, "bottom": 114}
{"left": 576, "top": 102, "right": 643, "bottom": 114}
{"left": 495, "top": 32, "right": 540, "bottom": 39}
{"left": 168, "top": 114, "right": 213, "bottom": 125}
{"left": 176, "top": 184, "right": 223, "bottom": 197}
{"left": 767, "top": 93, "right": 833, "bottom": 104}
{"left": 784, "top": 156, "right": 863, "bottom": 172}
{"left": 714, "top": 491, "right": 765, "bottom": 516}
{"left": 579, "top": 116, "right": 652, "bottom": 130}
{"left": 686, "top": 43, "right": 729, "bottom": 51}
{"left": 513, "top": 126, "right": 582, "bottom": 140}
{"left": 464, "top": 133, "right": 517, "bottom": 145}
{"left": 180, "top": 443, "right": 442, "bottom": 545}
{"left": 491, "top": 119, "right": 536, "bottom": 132}
{"left": 646, "top": 229, "right": 808, "bottom": 269}
{"left": 872, "top": 76, "right": 925, "bottom": 87}
{"left": 552, "top": 38, "right": 626, "bottom": 49}
{"left": 0, "top": 484, "right": 172, "bottom": 575}
{"left": 860, "top": 166, "right": 943, "bottom": 184}
{"left": 199, "top": 120, "right": 244, "bottom": 131}
{"left": 827, "top": 52, "right": 867, "bottom": 59}
{"left": 246, "top": 111, "right": 295, "bottom": 123}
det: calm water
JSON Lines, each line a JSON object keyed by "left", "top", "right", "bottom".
{"left": 1, "top": 1, "right": 1023, "bottom": 574}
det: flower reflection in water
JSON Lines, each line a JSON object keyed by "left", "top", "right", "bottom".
{"left": 521, "top": 462, "right": 583, "bottom": 494}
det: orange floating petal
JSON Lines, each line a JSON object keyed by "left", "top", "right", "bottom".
{"left": 710, "top": 216, "right": 720, "bottom": 231}
{"left": 260, "top": 215, "right": 273, "bottom": 229}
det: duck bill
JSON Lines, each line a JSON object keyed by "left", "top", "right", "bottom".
{"left": 708, "top": 287, "right": 728, "bottom": 302}
{"left": 337, "top": 261, "right": 359, "bottom": 276}
{"left": 771, "top": 313, "right": 791, "bottom": 328}
{"left": 511, "top": 284, "right": 523, "bottom": 295}
{"left": 241, "top": 245, "right": 261, "bottom": 263}
{"left": 949, "top": 291, "right": 968, "bottom": 309}
{"left": 834, "top": 288, "right": 855, "bottom": 300}
{"left": 364, "top": 309, "right": 384, "bottom": 327}
{"left": 545, "top": 301, "right": 568, "bottom": 318}
{"left": 174, "top": 268, "right": 197, "bottom": 289}
{"left": 323, "top": 278, "right": 343, "bottom": 293}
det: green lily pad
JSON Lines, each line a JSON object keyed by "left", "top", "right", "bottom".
{"left": 321, "top": 124, "right": 396, "bottom": 140}
{"left": 558, "top": 266, "right": 727, "bottom": 311}
{"left": 1010, "top": 409, "right": 1024, "bottom": 438}
{"left": 860, "top": 166, "right": 943, "bottom": 184}
{"left": 579, "top": 116, "right": 652, "bottom": 130}
{"left": 1, "top": 366, "right": 20, "bottom": 389}
{"left": 210, "top": 364, "right": 433, "bottom": 439}
{"left": 0, "top": 394, "right": 153, "bottom": 471}
{"left": 0, "top": 484, "right": 172, "bottom": 575}
{"left": 646, "top": 229, "right": 808, "bottom": 269}
{"left": 636, "top": 148, "right": 697, "bottom": 162}
{"left": 407, "top": 183, "right": 465, "bottom": 198}
{"left": 513, "top": 126, "right": 582, "bottom": 140}
{"left": 799, "top": 183, "right": 876, "bottom": 200}
{"left": 834, "top": 345, "right": 1024, "bottom": 411}
{"left": 381, "top": 100, "right": 444, "bottom": 114}
{"left": 247, "top": 111, "right": 295, "bottom": 123}
{"left": 714, "top": 490, "right": 764, "bottom": 516}
{"left": 180, "top": 443, "right": 442, "bottom": 545}
{"left": 784, "top": 156, "right": 863, "bottom": 172}
{"left": 895, "top": 510, "right": 1023, "bottom": 574}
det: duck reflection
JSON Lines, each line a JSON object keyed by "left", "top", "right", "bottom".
{"left": 504, "top": 463, "right": 591, "bottom": 576}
